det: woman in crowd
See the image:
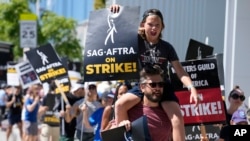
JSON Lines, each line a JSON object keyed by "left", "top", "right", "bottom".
{"left": 225, "top": 85, "right": 245, "bottom": 125}
{"left": 101, "top": 82, "right": 132, "bottom": 131}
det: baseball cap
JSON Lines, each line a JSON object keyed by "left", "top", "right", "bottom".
{"left": 231, "top": 109, "right": 248, "bottom": 124}
{"left": 71, "top": 83, "right": 84, "bottom": 93}
{"left": 107, "top": 93, "right": 115, "bottom": 99}
{"left": 101, "top": 92, "right": 115, "bottom": 100}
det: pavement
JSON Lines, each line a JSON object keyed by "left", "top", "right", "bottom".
{"left": 0, "top": 119, "right": 80, "bottom": 141}
{"left": 0, "top": 119, "right": 22, "bottom": 141}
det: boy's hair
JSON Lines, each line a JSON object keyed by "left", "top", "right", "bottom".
{"left": 139, "top": 64, "right": 164, "bottom": 83}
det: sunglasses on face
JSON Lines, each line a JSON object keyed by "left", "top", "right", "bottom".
{"left": 144, "top": 82, "right": 165, "bottom": 88}
{"left": 231, "top": 93, "right": 245, "bottom": 101}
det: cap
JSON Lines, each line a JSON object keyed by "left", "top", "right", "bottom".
{"left": 71, "top": 83, "right": 84, "bottom": 93}
{"left": 231, "top": 109, "right": 248, "bottom": 124}
{"left": 107, "top": 93, "right": 115, "bottom": 99}
{"left": 142, "top": 9, "right": 164, "bottom": 21}
{"left": 101, "top": 92, "right": 114, "bottom": 100}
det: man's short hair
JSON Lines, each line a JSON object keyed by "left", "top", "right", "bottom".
{"left": 139, "top": 65, "right": 164, "bottom": 83}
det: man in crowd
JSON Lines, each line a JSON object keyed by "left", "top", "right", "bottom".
{"left": 60, "top": 81, "right": 85, "bottom": 141}
{"left": 6, "top": 86, "right": 23, "bottom": 141}
{"left": 118, "top": 65, "right": 172, "bottom": 141}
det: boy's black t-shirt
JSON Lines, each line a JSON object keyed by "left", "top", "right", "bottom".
{"left": 138, "top": 35, "right": 179, "bottom": 77}
{"left": 128, "top": 36, "right": 179, "bottom": 102}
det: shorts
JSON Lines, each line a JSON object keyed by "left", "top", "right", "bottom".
{"left": 128, "top": 79, "right": 179, "bottom": 103}
{"left": 8, "top": 114, "right": 21, "bottom": 125}
{"left": 40, "top": 124, "right": 60, "bottom": 141}
{"left": 23, "top": 121, "right": 38, "bottom": 135}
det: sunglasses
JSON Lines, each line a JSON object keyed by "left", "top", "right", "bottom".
{"left": 231, "top": 93, "right": 245, "bottom": 101}
{"left": 144, "top": 82, "right": 165, "bottom": 88}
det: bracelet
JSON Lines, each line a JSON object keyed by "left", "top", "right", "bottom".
{"left": 187, "top": 84, "right": 194, "bottom": 91}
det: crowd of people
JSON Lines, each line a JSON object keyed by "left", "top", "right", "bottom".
{"left": 0, "top": 69, "right": 249, "bottom": 141}
{"left": 0, "top": 3, "right": 249, "bottom": 141}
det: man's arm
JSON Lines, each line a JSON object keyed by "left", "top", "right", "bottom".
{"left": 64, "top": 104, "right": 79, "bottom": 123}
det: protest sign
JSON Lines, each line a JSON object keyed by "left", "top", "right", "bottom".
{"left": 7, "top": 62, "right": 19, "bottom": 86}
{"left": 25, "top": 44, "right": 70, "bottom": 93}
{"left": 101, "top": 115, "right": 150, "bottom": 141}
{"left": 185, "top": 124, "right": 221, "bottom": 141}
{"left": 185, "top": 39, "right": 214, "bottom": 61}
{"left": 25, "top": 44, "right": 68, "bottom": 82}
{"left": 169, "top": 58, "right": 226, "bottom": 125}
{"left": 83, "top": 6, "right": 140, "bottom": 81}
{"left": 16, "top": 61, "right": 40, "bottom": 89}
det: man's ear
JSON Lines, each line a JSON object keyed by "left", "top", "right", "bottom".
{"left": 139, "top": 84, "right": 145, "bottom": 92}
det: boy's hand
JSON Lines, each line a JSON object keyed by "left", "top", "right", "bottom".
{"left": 189, "top": 88, "right": 200, "bottom": 107}
{"left": 110, "top": 4, "right": 120, "bottom": 13}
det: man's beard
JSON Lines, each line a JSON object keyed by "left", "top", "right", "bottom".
{"left": 144, "top": 93, "right": 162, "bottom": 103}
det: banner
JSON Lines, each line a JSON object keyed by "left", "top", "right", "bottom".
{"left": 16, "top": 61, "right": 40, "bottom": 89}
{"left": 83, "top": 6, "right": 140, "bottom": 81}
{"left": 169, "top": 58, "right": 226, "bottom": 125}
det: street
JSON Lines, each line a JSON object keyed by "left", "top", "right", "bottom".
{"left": 0, "top": 120, "right": 22, "bottom": 141}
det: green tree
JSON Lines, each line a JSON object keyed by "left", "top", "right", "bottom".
{"left": 0, "top": 0, "right": 82, "bottom": 61}
{"left": 0, "top": 0, "right": 32, "bottom": 59}
{"left": 41, "top": 11, "right": 82, "bottom": 61}
{"left": 94, "top": 0, "right": 106, "bottom": 10}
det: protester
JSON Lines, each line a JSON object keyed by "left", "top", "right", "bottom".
{"left": 118, "top": 65, "right": 172, "bottom": 141}
{"left": 219, "top": 109, "right": 248, "bottom": 141}
{"left": 77, "top": 82, "right": 102, "bottom": 141}
{"left": 22, "top": 84, "right": 41, "bottom": 141}
{"left": 39, "top": 81, "right": 60, "bottom": 141}
{"left": 5, "top": 85, "right": 23, "bottom": 141}
{"left": 59, "top": 81, "right": 84, "bottom": 141}
{"left": 225, "top": 85, "right": 245, "bottom": 125}
{"left": 88, "top": 92, "right": 114, "bottom": 141}
{"left": 101, "top": 82, "right": 132, "bottom": 131}
{"left": 110, "top": 5, "right": 199, "bottom": 141}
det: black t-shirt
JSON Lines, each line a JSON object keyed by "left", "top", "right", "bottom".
{"left": 59, "top": 93, "right": 82, "bottom": 138}
{"left": 138, "top": 35, "right": 179, "bottom": 77}
{"left": 7, "top": 94, "right": 23, "bottom": 115}
{"left": 41, "top": 93, "right": 61, "bottom": 126}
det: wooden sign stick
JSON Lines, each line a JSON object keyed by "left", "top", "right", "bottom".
{"left": 200, "top": 124, "right": 208, "bottom": 141}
